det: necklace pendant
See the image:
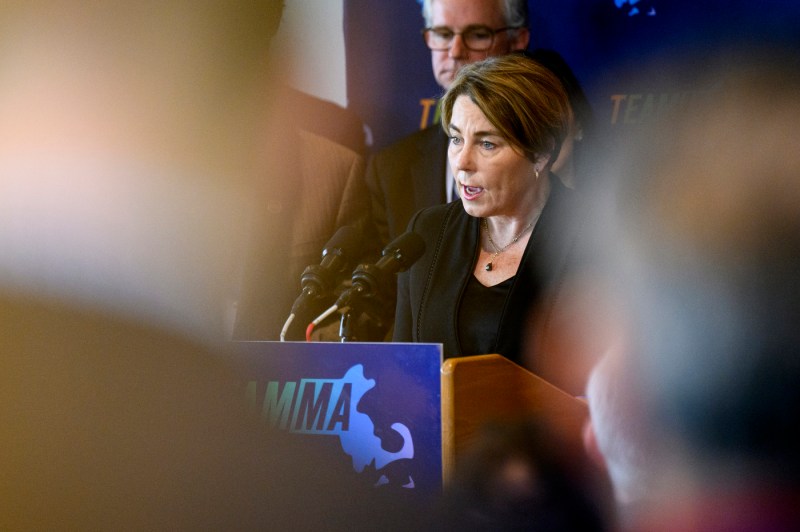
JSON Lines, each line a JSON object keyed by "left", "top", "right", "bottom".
{"left": 485, "top": 262, "right": 493, "bottom": 272}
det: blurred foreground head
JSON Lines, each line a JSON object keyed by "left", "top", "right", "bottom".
{"left": 581, "top": 47, "right": 800, "bottom": 526}
{"left": 0, "top": 1, "right": 283, "bottom": 341}
{"left": 0, "top": 2, "right": 360, "bottom": 529}
{"left": 440, "top": 419, "right": 608, "bottom": 530}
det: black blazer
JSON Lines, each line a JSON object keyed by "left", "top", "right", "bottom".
{"left": 393, "top": 180, "right": 578, "bottom": 367}
{"left": 364, "top": 125, "right": 448, "bottom": 245}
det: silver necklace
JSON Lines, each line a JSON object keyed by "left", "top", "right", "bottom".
{"left": 482, "top": 218, "right": 533, "bottom": 271}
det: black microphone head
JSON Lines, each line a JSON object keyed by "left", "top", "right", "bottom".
{"left": 381, "top": 231, "right": 425, "bottom": 271}
{"left": 294, "top": 225, "right": 363, "bottom": 315}
{"left": 339, "top": 231, "right": 425, "bottom": 310}
{"left": 322, "top": 225, "right": 362, "bottom": 261}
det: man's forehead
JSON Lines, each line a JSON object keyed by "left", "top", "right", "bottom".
{"left": 430, "top": 0, "right": 506, "bottom": 26}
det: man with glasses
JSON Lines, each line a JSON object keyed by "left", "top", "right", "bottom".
{"left": 364, "top": 0, "right": 530, "bottom": 246}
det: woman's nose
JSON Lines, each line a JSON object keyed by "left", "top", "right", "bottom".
{"left": 452, "top": 144, "right": 474, "bottom": 172}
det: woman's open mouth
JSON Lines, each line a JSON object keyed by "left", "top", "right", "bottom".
{"left": 461, "top": 184, "right": 484, "bottom": 201}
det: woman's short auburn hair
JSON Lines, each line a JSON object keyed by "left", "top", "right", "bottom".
{"left": 440, "top": 53, "right": 570, "bottom": 166}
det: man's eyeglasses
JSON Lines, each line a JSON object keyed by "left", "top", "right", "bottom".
{"left": 422, "top": 25, "right": 519, "bottom": 52}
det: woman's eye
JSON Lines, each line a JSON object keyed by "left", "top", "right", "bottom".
{"left": 449, "top": 136, "right": 462, "bottom": 145}
{"left": 480, "top": 140, "right": 496, "bottom": 150}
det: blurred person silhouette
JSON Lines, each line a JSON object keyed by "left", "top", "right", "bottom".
{"left": 230, "top": 8, "right": 374, "bottom": 342}
{"left": 364, "top": 0, "right": 531, "bottom": 247}
{"left": 436, "top": 419, "right": 609, "bottom": 531}
{"left": 283, "top": 86, "right": 367, "bottom": 157}
{"left": 575, "top": 47, "right": 800, "bottom": 530}
{"left": 231, "top": 118, "right": 371, "bottom": 341}
{"left": 0, "top": 2, "right": 387, "bottom": 528}
{"left": 583, "top": 351, "right": 657, "bottom": 530}
{"left": 394, "top": 54, "right": 588, "bottom": 389}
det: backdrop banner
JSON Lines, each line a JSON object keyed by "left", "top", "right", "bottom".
{"left": 345, "top": 0, "right": 800, "bottom": 153}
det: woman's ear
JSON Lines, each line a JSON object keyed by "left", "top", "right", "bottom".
{"left": 534, "top": 153, "right": 552, "bottom": 173}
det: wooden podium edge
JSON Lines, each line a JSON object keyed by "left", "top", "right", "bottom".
{"left": 441, "top": 354, "right": 588, "bottom": 483}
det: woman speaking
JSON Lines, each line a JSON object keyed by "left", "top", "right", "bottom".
{"left": 393, "top": 53, "right": 577, "bottom": 368}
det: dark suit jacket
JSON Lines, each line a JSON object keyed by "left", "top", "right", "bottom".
{"left": 364, "top": 125, "right": 448, "bottom": 245}
{"left": 285, "top": 88, "right": 366, "bottom": 156}
{"left": 393, "top": 180, "right": 578, "bottom": 370}
{"left": 233, "top": 130, "right": 370, "bottom": 340}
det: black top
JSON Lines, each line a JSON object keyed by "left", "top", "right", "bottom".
{"left": 393, "top": 179, "right": 580, "bottom": 367}
{"left": 458, "top": 275, "right": 515, "bottom": 356}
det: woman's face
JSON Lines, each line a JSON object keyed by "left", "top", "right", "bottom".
{"left": 448, "top": 95, "right": 542, "bottom": 219}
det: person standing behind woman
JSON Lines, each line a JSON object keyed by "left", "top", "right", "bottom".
{"left": 393, "top": 54, "right": 576, "bottom": 370}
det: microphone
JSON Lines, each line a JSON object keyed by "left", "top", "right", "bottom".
{"left": 308, "top": 231, "right": 425, "bottom": 339}
{"left": 336, "top": 231, "right": 426, "bottom": 310}
{"left": 281, "top": 225, "right": 362, "bottom": 340}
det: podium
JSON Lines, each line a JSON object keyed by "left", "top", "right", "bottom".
{"left": 441, "top": 354, "right": 588, "bottom": 481}
{"left": 232, "top": 342, "right": 588, "bottom": 498}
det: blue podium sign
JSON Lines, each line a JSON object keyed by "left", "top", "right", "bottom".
{"left": 232, "top": 341, "right": 443, "bottom": 498}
